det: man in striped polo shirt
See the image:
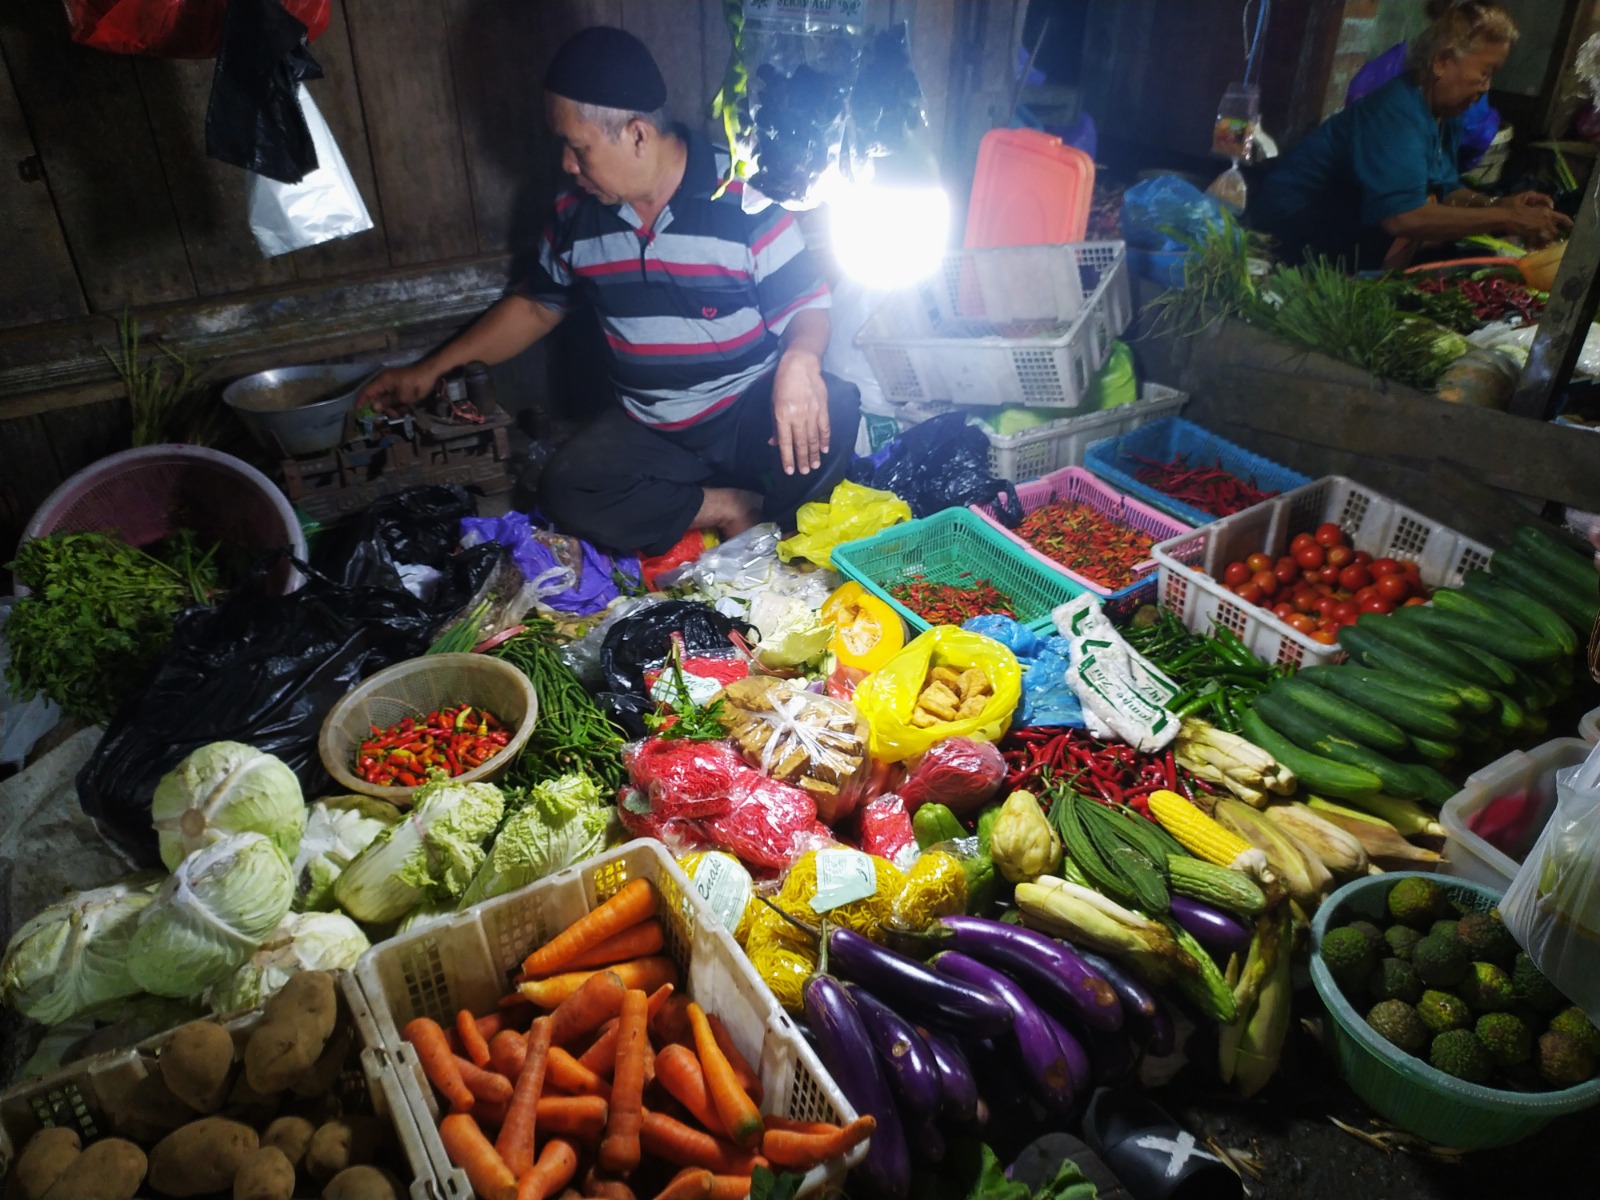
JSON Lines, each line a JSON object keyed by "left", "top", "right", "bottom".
{"left": 362, "top": 26, "right": 859, "bottom": 556}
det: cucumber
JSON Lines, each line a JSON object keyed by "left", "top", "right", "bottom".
{"left": 1310, "top": 733, "right": 1430, "bottom": 800}
{"left": 1514, "top": 524, "right": 1600, "bottom": 594}
{"left": 1407, "top": 763, "right": 1460, "bottom": 806}
{"left": 1336, "top": 624, "right": 1494, "bottom": 714}
{"left": 1298, "top": 664, "right": 1466, "bottom": 714}
{"left": 1493, "top": 657, "right": 1556, "bottom": 711}
{"left": 1449, "top": 641, "right": 1519, "bottom": 689}
{"left": 1239, "top": 707, "right": 1383, "bottom": 800}
{"left": 1266, "top": 677, "right": 1411, "bottom": 755}
{"left": 1431, "top": 586, "right": 1518, "bottom": 630}
{"left": 1358, "top": 613, "right": 1505, "bottom": 688}
{"left": 1254, "top": 689, "right": 1354, "bottom": 752}
{"left": 1461, "top": 569, "right": 1581, "bottom": 653}
{"left": 1389, "top": 604, "right": 1562, "bottom": 665}
{"left": 1489, "top": 689, "right": 1528, "bottom": 736}
{"left": 1409, "top": 734, "right": 1459, "bottom": 764}
{"left": 1298, "top": 667, "right": 1464, "bottom": 740}
{"left": 1491, "top": 548, "right": 1599, "bottom": 631}
{"left": 1522, "top": 711, "right": 1550, "bottom": 738}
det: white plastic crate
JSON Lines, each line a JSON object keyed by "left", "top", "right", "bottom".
{"left": 355, "top": 840, "right": 862, "bottom": 1197}
{"left": 0, "top": 974, "right": 441, "bottom": 1200}
{"left": 855, "top": 242, "right": 1131, "bottom": 408}
{"left": 1151, "top": 475, "right": 1494, "bottom": 668}
{"left": 1439, "top": 738, "right": 1591, "bottom": 891}
{"left": 982, "top": 383, "right": 1187, "bottom": 482}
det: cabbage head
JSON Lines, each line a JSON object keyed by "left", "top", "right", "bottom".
{"left": 151, "top": 741, "right": 307, "bottom": 871}
{"left": 292, "top": 795, "right": 402, "bottom": 912}
{"left": 333, "top": 780, "right": 505, "bottom": 925}
{"left": 129, "top": 833, "right": 295, "bottom": 998}
{"left": 459, "top": 774, "right": 617, "bottom": 908}
{"left": 0, "top": 875, "right": 162, "bottom": 1024}
{"left": 207, "top": 911, "right": 370, "bottom": 1016}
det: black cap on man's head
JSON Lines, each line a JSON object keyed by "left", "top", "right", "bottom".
{"left": 544, "top": 26, "right": 667, "bottom": 113}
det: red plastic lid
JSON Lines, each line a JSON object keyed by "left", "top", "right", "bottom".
{"left": 964, "top": 128, "right": 1094, "bottom": 249}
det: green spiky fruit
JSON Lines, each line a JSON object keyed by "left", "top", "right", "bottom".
{"left": 1322, "top": 926, "right": 1378, "bottom": 992}
{"left": 1460, "top": 962, "right": 1515, "bottom": 1013}
{"left": 1536, "top": 1031, "right": 1598, "bottom": 1089}
{"left": 1388, "top": 877, "right": 1447, "bottom": 928}
{"left": 1430, "top": 1029, "right": 1493, "bottom": 1083}
{"left": 1368, "top": 1000, "right": 1429, "bottom": 1056}
{"left": 1511, "top": 953, "right": 1566, "bottom": 1015}
{"left": 1549, "top": 1007, "right": 1600, "bottom": 1058}
{"left": 1384, "top": 925, "right": 1423, "bottom": 962}
{"left": 1475, "top": 1012, "right": 1532, "bottom": 1068}
{"left": 1412, "top": 934, "right": 1469, "bottom": 989}
{"left": 1417, "top": 989, "right": 1473, "bottom": 1034}
{"left": 1455, "top": 910, "right": 1516, "bottom": 967}
{"left": 1367, "top": 958, "right": 1423, "bottom": 1005}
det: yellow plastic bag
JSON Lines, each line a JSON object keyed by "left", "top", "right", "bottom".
{"left": 776, "top": 480, "right": 912, "bottom": 570}
{"left": 855, "top": 626, "right": 1022, "bottom": 761}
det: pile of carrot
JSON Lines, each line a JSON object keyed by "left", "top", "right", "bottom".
{"left": 403, "top": 877, "right": 874, "bottom": 1200}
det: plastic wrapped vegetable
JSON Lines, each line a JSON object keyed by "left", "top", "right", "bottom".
{"left": 775, "top": 848, "right": 906, "bottom": 939}
{"left": 897, "top": 737, "right": 1007, "bottom": 815}
{"left": 989, "top": 790, "right": 1062, "bottom": 884}
{"left": 625, "top": 738, "right": 743, "bottom": 821}
{"left": 700, "top": 769, "right": 833, "bottom": 870}
{"left": 291, "top": 795, "right": 402, "bottom": 912}
{"left": 821, "top": 581, "right": 904, "bottom": 673}
{"left": 890, "top": 850, "right": 968, "bottom": 929}
{"left": 206, "top": 911, "right": 369, "bottom": 1016}
{"left": 713, "top": 676, "right": 870, "bottom": 825}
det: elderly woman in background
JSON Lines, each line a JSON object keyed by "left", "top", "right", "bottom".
{"left": 1249, "top": 0, "right": 1570, "bottom": 270}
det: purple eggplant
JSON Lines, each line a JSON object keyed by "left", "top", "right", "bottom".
{"left": 928, "top": 915, "right": 1124, "bottom": 1032}
{"left": 916, "top": 1026, "right": 979, "bottom": 1124}
{"left": 1078, "top": 950, "right": 1159, "bottom": 1020}
{"left": 932, "top": 951, "right": 1075, "bottom": 1115}
{"left": 827, "top": 927, "right": 1013, "bottom": 1038}
{"left": 803, "top": 974, "right": 909, "bottom": 1198}
{"left": 1133, "top": 993, "right": 1177, "bottom": 1057}
{"left": 907, "top": 1117, "right": 947, "bottom": 1166}
{"left": 843, "top": 983, "right": 941, "bottom": 1120}
{"left": 1038, "top": 1010, "right": 1092, "bottom": 1097}
{"left": 1169, "top": 894, "right": 1253, "bottom": 960}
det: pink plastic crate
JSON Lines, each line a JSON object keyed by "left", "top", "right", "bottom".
{"left": 969, "top": 466, "right": 1190, "bottom": 600}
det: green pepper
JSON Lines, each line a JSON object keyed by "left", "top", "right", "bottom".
{"left": 913, "top": 803, "right": 966, "bottom": 851}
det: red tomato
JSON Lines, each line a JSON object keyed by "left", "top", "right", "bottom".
{"left": 1377, "top": 574, "right": 1410, "bottom": 602}
{"left": 1314, "top": 523, "right": 1345, "bottom": 548}
{"left": 1316, "top": 596, "right": 1340, "bottom": 617}
{"left": 1273, "top": 602, "right": 1297, "bottom": 621}
{"left": 1288, "top": 613, "right": 1317, "bottom": 634}
{"left": 1331, "top": 601, "right": 1359, "bottom": 625}
{"left": 1370, "top": 557, "right": 1400, "bottom": 577}
{"left": 1274, "top": 560, "right": 1300, "bottom": 585}
{"left": 1354, "top": 585, "right": 1380, "bottom": 605}
{"left": 1340, "top": 565, "right": 1373, "bottom": 592}
{"left": 1291, "top": 532, "right": 1317, "bottom": 553}
{"left": 1325, "top": 545, "right": 1354, "bottom": 569}
{"left": 1317, "top": 564, "right": 1342, "bottom": 585}
{"left": 1246, "top": 552, "right": 1274, "bottom": 574}
{"left": 1252, "top": 570, "right": 1280, "bottom": 598}
{"left": 1294, "top": 588, "right": 1320, "bottom": 614}
{"left": 1311, "top": 629, "right": 1339, "bottom": 645}
{"left": 1223, "top": 561, "right": 1251, "bottom": 587}
{"left": 1403, "top": 595, "right": 1427, "bottom": 606}
{"left": 1352, "top": 550, "right": 1373, "bottom": 567}
{"left": 1293, "top": 543, "right": 1325, "bottom": 570}
{"left": 1235, "top": 583, "right": 1265, "bottom": 605}
{"left": 1361, "top": 596, "right": 1394, "bottom": 614}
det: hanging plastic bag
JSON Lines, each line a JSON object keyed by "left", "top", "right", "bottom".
{"left": 847, "top": 413, "right": 1021, "bottom": 523}
{"left": 776, "top": 480, "right": 911, "bottom": 570}
{"left": 63, "top": 0, "right": 329, "bottom": 58}
{"left": 1502, "top": 749, "right": 1600, "bottom": 1025}
{"left": 855, "top": 627, "right": 1021, "bottom": 762}
{"left": 249, "top": 84, "right": 374, "bottom": 256}
{"left": 713, "top": 676, "right": 870, "bottom": 826}
{"left": 205, "top": 0, "right": 324, "bottom": 183}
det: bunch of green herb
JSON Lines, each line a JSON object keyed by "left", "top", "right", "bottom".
{"left": 1144, "top": 210, "right": 1270, "bottom": 337}
{"left": 489, "top": 619, "right": 626, "bottom": 790}
{"left": 5, "top": 529, "right": 222, "bottom": 723}
{"left": 107, "top": 311, "right": 226, "bottom": 447}
{"left": 643, "top": 639, "right": 728, "bottom": 742}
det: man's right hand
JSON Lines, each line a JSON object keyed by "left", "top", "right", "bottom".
{"left": 1503, "top": 202, "right": 1572, "bottom": 248}
{"left": 359, "top": 362, "right": 439, "bottom": 416}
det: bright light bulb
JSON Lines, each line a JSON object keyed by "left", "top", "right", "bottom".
{"left": 830, "top": 182, "right": 950, "bottom": 288}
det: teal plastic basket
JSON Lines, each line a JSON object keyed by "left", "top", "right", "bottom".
{"left": 1310, "top": 872, "right": 1600, "bottom": 1148}
{"left": 831, "top": 508, "right": 1087, "bottom": 636}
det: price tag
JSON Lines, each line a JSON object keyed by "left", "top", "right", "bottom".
{"left": 810, "top": 848, "right": 877, "bottom": 913}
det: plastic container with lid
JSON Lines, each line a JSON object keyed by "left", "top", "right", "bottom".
{"left": 964, "top": 127, "right": 1094, "bottom": 248}
{"left": 1439, "top": 737, "right": 1592, "bottom": 890}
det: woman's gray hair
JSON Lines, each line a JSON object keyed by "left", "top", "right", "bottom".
{"left": 1408, "top": 1, "right": 1519, "bottom": 76}
{"left": 575, "top": 101, "right": 670, "bottom": 138}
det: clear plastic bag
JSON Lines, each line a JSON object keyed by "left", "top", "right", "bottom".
{"left": 1502, "top": 753, "right": 1600, "bottom": 1025}
{"left": 249, "top": 85, "right": 374, "bottom": 256}
{"left": 714, "top": 676, "right": 870, "bottom": 825}
{"left": 897, "top": 737, "right": 1006, "bottom": 816}
{"left": 657, "top": 523, "right": 781, "bottom": 592}
{"left": 623, "top": 738, "right": 744, "bottom": 821}
{"left": 854, "top": 626, "right": 1022, "bottom": 762}
{"left": 856, "top": 792, "right": 918, "bottom": 871}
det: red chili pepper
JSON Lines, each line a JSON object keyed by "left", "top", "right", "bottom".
{"left": 1012, "top": 499, "right": 1155, "bottom": 591}
{"left": 1129, "top": 453, "right": 1277, "bottom": 518}
{"left": 357, "top": 702, "right": 509, "bottom": 784}
{"left": 888, "top": 574, "right": 1015, "bottom": 624}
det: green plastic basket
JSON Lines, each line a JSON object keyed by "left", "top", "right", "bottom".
{"left": 1310, "top": 872, "right": 1600, "bottom": 1148}
{"left": 831, "top": 508, "right": 1086, "bottom": 636}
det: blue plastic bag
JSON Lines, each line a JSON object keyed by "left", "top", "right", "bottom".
{"left": 1120, "top": 176, "right": 1229, "bottom": 253}
{"left": 963, "top": 615, "right": 1084, "bottom": 729}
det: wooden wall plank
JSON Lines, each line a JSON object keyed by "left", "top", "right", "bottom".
{"left": 0, "top": 416, "right": 63, "bottom": 561}
{"left": 343, "top": 0, "right": 477, "bottom": 265}
{"left": 622, "top": 0, "right": 707, "bottom": 131}
{"left": 133, "top": 57, "right": 298, "bottom": 297}
{"left": 42, "top": 398, "right": 131, "bottom": 486}
{"left": 0, "top": 50, "right": 86, "bottom": 328}
{"left": 293, "top": 0, "right": 392, "bottom": 279}
{"left": 0, "top": 3, "right": 195, "bottom": 311}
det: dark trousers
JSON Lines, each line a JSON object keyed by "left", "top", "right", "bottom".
{"left": 538, "top": 369, "right": 861, "bottom": 556}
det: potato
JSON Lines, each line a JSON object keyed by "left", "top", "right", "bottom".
{"left": 290, "top": 1020, "right": 353, "bottom": 1100}
{"left": 305, "top": 1116, "right": 385, "bottom": 1185}
{"left": 261, "top": 1116, "right": 316, "bottom": 1170}
{"left": 38, "top": 1138, "right": 146, "bottom": 1200}
{"left": 321, "top": 1165, "right": 404, "bottom": 1200}
{"left": 232, "top": 1146, "right": 295, "bottom": 1200}
{"left": 161, "top": 1021, "right": 236, "bottom": 1114}
{"left": 245, "top": 972, "right": 338, "bottom": 1094}
{"left": 147, "top": 1117, "right": 259, "bottom": 1198}
{"left": 108, "top": 1074, "right": 196, "bottom": 1143}
{"left": 14, "top": 1127, "right": 81, "bottom": 1200}
{"left": 222, "top": 1070, "right": 282, "bottom": 1129}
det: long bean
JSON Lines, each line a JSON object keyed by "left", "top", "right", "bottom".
{"left": 490, "top": 622, "right": 626, "bottom": 791}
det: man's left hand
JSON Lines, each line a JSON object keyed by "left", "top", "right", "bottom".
{"left": 770, "top": 350, "right": 829, "bottom": 475}
{"left": 1496, "top": 191, "right": 1557, "bottom": 212}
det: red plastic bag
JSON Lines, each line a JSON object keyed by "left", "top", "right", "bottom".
{"left": 857, "top": 793, "right": 917, "bottom": 871}
{"left": 624, "top": 738, "right": 743, "bottom": 821}
{"left": 897, "top": 737, "right": 1007, "bottom": 815}
{"left": 700, "top": 767, "right": 828, "bottom": 871}
{"left": 63, "top": 0, "right": 329, "bottom": 58}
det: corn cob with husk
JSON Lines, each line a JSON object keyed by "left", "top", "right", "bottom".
{"left": 1147, "top": 789, "right": 1274, "bottom": 884}
{"left": 1173, "top": 718, "right": 1296, "bottom": 806}
{"left": 1218, "top": 906, "right": 1293, "bottom": 1096}
{"left": 1263, "top": 801, "right": 1373, "bottom": 878}
{"left": 1211, "top": 796, "right": 1331, "bottom": 908}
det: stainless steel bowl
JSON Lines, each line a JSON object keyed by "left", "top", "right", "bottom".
{"left": 222, "top": 361, "right": 382, "bottom": 457}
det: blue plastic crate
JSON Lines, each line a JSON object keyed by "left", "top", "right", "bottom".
{"left": 1083, "top": 417, "right": 1311, "bottom": 527}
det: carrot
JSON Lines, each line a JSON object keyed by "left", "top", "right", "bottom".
{"left": 655, "top": 1044, "right": 725, "bottom": 1137}
{"left": 762, "top": 1116, "right": 842, "bottom": 1136}
{"left": 458, "top": 1008, "right": 492, "bottom": 1067}
{"left": 546, "top": 918, "right": 667, "bottom": 975}
{"left": 404, "top": 1017, "right": 474, "bottom": 1113}
{"left": 473, "top": 1098, "right": 509, "bottom": 1128}
{"left": 707, "top": 1012, "right": 762, "bottom": 1104}
{"left": 547, "top": 969, "right": 628, "bottom": 1045}
{"left": 639, "top": 1110, "right": 765, "bottom": 1175}
{"left": 599, "top": 988, "right": 649, "bottom": 1174}
{"left": 651, "top": 1167, "right": 713, "bottom": 1200}
{"left": 522, "top": 878, "right": 658, "bottom": 978}
{"left": 454, "top": 1055, "right": 515, "bottom": 1104}
{"left": 440, "top": 1112, "right": 517, "bottom": 1200}
{"left": 706, "top": 1177, "right": 752, "bottom": 1200}
{"left": 547, "top": 1046, "right": 612, "bottom": 1099}
{"left": 583, "top": 986, "right": 671, "bottom": 1076}
{"left": 522, "top": 958, "right": 680, "bottom": 1010}
{"left": 651, "top": 994, "right": 695, "bottom": 1048}
{"left": 536, "top": 1094, "right": 610, "bottom": 1140}
{"left": 477, "top": 1001, "right": 535, "bottom": 1040}
{"left": 515, "top": 1136, "right": 578, "bottom": 1200}
{"left": 490, "top": 1029, "right": 527, "bottom": 1080}
{"left": 761, "top": 1115, "right": 877, "bottom": 1170}
{"left": 583, "top": 1168, "right": 638, "bottom": 1200}
{"left": 497, "top": 1016, "right": 551, "bottom": 1176}
{"left": 687, "top": 1004, "right": 763, "bottom": 1152}
{"left": 646, "top": 982, "right": 677, "bottom": 1016}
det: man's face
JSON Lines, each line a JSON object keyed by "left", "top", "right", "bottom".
{"left": 545, "top": 93, "right": 643, "bottom": 206}
{"left": 1431, "top": 43, "right": 1508, "bottom": 117}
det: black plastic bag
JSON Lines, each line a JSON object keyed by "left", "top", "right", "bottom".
{"left": 597, "top": 600, "right": 755, "bottom": 738}
{"left": 311, "top": 485, "right": 479, "bottom": 592}
{"left": 78, "top": 542, "right": 496, "bottom": 867}
{"left": 205, "top": 0, "right": 324, "bottom": 184}
{"left": 848, "top": 413, "right": 1023, "bottom": 524}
